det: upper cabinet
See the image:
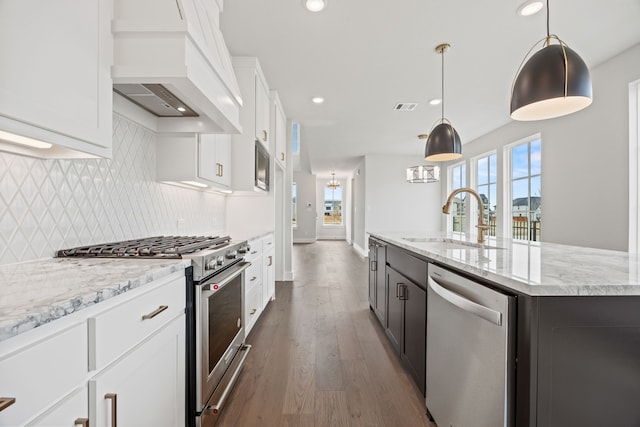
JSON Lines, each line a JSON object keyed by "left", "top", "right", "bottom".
{"left": 0, "top": 0, "right": 113, "bottom": 159}
{"left": 112, "top": 0, "right": 243, "bottom": 134}
{"left": 157, "top": 133, "right": 231, "bottom": 192}
{"left": 230, "top": 58, "right": 271, "bottom": 193}
{"left": 271, "top": 91, "right": 287, "bottom": 169}
{"left": 255, "top": 76, "right": 270, "bottom": 148}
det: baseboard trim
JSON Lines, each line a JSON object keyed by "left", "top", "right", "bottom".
{"left": 353, "top": 243, "right": 368, "bottom": 258}
{"left": 293, "top": 238, "right": 316, "bottom": 244}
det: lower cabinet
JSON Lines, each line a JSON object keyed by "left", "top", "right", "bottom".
{"left": 243, "top": 233, "right": 276, "bottom": 337}
{"left": 89, "top": 314, "right": 185, "bottom": 427}
{"left": 368, "top": 238, "right": 387, "bottom": 325}
{"left": 386, "top": 267, "right": 426, "bottom": 395}
{"left": 0, "top": 270, "right": 187, "bottom": 427}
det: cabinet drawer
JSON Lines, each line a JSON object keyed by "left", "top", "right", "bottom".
{"left": 245, "top": 239, "right": 263, "bottom": 262}
{"left": 386, "top": 245, "right": 428, "bottom": 289}
{"left": 245, "top": 259, "right": 263, "bottom": 293}
{"left": 88, "top": 276, "right": 186, "bottom": 371}
{"left": 244, "top": 283, "right": 262, "bottom": 333}
{"left": 0, "top": 323, "right": 87, "bottom": 426}
{"left": 262, "top": 234, "right": 274, "bottom": 250}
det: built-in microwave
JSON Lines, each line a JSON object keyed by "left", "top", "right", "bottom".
{"left": 255, "top": 141, "right": 270, "bottom": 191}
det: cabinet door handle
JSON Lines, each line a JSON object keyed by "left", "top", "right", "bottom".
{"left": 220, "top": 163, "right": 224, "bottom": 177}
{"left": 74, "top": 418, "right": 90, "bottom": 427}
{"left": 262, "top": 130, "right": 268, "bottom": 142}
{"left": 268, "top": 255, "right": 273, "bottom": 266}
{"left": 370, "top": 260, "right": 377, "bottom": 271}
{"left": 399, "top": 284, "right": 408, "bottom": 301}
{"left": 250, "top": 308, "right": 257, "bottom": 315}
{"left": 250, "top": 276, "right": 257, "bottom": 282}
{"left": 280, "top": 152, "right": 285, "bottom": 161}
{"left": 0, "top": 397, "right": 15, "bottom": 412}
{"left": 396, "top": 282, "right": 402, "bottom": 298}
{"left": 142, "top": 305, "right": 168, "bottom": 320}
{"left": 104, "top": 393, "right": 117, "bottom": 427}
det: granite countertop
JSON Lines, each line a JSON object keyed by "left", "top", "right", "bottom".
{"left": 0, "top": 257, "right": 191, "bottom": 342}
{"left": 371, "top": 232, "right": 640, "bottom": 296}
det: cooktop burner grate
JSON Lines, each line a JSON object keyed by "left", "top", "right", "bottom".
{"left": 56, "top": 235, "right": 231, "bottom": 259}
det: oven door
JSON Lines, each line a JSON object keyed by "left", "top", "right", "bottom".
{"left": 196, "top": 261, "right": 250, "bottom": 408}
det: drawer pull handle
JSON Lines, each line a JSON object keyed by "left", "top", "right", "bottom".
{"left": 250, "top": 308, "right": 257, "bottom": 315}
{"left": 0, "top": 397, "right": 15, "bottom": 412}
{"left": 250, "top": 276, "right": 257, "bottom": 282}
{"left": 104, "top": 393, "right": 117, "bottom": 427}
{"left": 251, "top": 251, "right": 258, "bottom": 255}
{"left": 262, "top": 130, "right": 268, "bottom": 142}
{"left": 142, "top": 305, "right": 168, "bottom": 320}
{"left": 74, "top": 418, "right": 90, "bottom": 427}
{"left": 281, "top": 152, "right": 285, "bottom": 161}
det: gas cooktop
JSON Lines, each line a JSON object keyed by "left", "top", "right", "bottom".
{"left": 56, "top": 235, "right": 232, "bottom": 259}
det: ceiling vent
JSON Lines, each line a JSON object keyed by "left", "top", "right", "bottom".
{"left": 394, "top": 103, "right": 418, "bottom": 111}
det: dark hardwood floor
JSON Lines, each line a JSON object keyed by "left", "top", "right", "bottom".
{"left": 217, "top": 241, "right": 434, "bottom": 427}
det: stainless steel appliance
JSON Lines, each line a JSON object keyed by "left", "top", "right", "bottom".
{"left": 426, "top": 264, "right": 515, "bottom": 427}
{"left": 57, "top": 235, "right": 252, "bottom": 427}
{"left": 255, "top": 140, "right": 270, "bottom": 191}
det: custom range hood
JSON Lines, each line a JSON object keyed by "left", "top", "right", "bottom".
{"left": 112, "top": 0, "right": 243, "bottom": 133}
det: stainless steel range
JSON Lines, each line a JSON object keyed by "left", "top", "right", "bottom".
{"left": 57, "top": 235, "right": 252, "bottom": 427}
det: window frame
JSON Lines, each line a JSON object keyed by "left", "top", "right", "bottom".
{"left": 447, "top": 160, "right": 467, "bottom": 235}
{"left": 471, "top": 150, "right": 498, "bottom": 240}
{"left": 322, "top": 179, "right": 343, "bottom": 227}
{"left": 503, "top": 133, "right": 542, "bottom": 241}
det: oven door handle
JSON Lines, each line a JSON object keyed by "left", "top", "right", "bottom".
{"left": 202, "top": 262, "right": 251, "bottom": 291}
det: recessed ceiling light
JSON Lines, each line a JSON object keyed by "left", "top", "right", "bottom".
{"left": 304, "top": 0, "right": 326, "bottom": 12}
{"left": 312, "top": 97, "right": 324, "bottom": 104}
{"left": 517, "top": 1, "right": 544, "bottom": 16}
{"left": 429, "top": 98, "right": 442, "bottom": 106}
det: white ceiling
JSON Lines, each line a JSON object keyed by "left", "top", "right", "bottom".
{"left": 220, "top": 0, "right": 640, "bottom": 178}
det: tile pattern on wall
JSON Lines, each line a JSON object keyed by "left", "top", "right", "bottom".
{"left": 0, "top": 114, "right": 226, "bottom": 264}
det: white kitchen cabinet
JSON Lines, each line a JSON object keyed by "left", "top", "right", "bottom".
{"left": 0, "top": 322, "right": 87, "bottom": 427}
{"left": 0, "top": 0, "right": 113, "bottom": 159}
{"left": 157, "top": 133, "right": 231, "bottom": 191}
{"left": 255, "top": 76, "right": 271, "bottom": 149}
{"left": 230, "top": 57, "right": 271, "bottom": 193}
{"left": 262, "top": 233, "right": 276, "bottom": 306}
{"left": 89, "top": 315, "right": 185, "bottom": 427}
{"left": 271, "top": 92, "right": 287, "bottom": 168}
{"left": 25, "top": 386, "right": 88, "bottom": 427}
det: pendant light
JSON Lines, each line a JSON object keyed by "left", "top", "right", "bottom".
{"left": 510, "top": 0, "right": 592, "bottom": 121}
{"left": 327, "top": 171, "right": 340, "bottom": 190}
{"left": 425, "top": 43, "right": 462, "bottom": 162}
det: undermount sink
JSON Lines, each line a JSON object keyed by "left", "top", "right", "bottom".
{"left": 402, "top": 237, "right": 503, "bottom": 250}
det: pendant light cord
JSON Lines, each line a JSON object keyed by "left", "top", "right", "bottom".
{"left": 441, "top": 47, "right": 445, "bottom": 122}
{"left": 546, "top": 0, "right": 550, "bottom": 41}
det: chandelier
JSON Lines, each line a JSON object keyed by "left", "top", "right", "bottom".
{"left": 327, "top": 171, "right": 340, "bottom": 190}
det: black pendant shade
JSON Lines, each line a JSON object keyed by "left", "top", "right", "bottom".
{"left": 511, "top": 43, "right": 592, "bottom": 121}
{"left": 424, "top": 122, "right": 461, "bottom": 162}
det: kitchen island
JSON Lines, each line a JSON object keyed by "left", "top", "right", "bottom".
{"left": 369, "top": 232, "right": 640, "bottom": 427}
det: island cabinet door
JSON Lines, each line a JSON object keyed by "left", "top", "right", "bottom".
{"left": 401, "top": 280, "right": 426, "bottom": 395}
{"left": 368, "top": 240, "right": 377, "bottom": 308}
{"left": 519, "top": 295, "right": 640, "bottom": 427}
{"left": 385, "top": 268, "right": 404, "bottom": 354}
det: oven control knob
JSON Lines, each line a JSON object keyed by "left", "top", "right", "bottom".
{"left": 216, "top": 256, "right": 224, "bottom": 265}
{"left": 206, "top": 260, "right": 217, "bottom": 271}
{"left": 238, "top": 244, "right": 250, "bottom": 254}
{"left": 226, "top": 250, "right": 238, "bottom": 259}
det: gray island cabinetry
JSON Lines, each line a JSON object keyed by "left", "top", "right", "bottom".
{"left": 368, "top": 232, "right": 640, "bottom": 427}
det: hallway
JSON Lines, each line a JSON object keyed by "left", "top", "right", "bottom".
{"left": 217, "top": 241, "right": 433, "bottom": 427}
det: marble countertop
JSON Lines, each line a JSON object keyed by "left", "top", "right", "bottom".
{"left": 371, "top": 232, "right": 640, "bottom": 296}
{"left": 0, "top": 257, "right": 190, "bottom": 342}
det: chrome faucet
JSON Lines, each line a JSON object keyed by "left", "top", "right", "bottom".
{"left": 442, "top": 187, "right": 490, "bottom": 244}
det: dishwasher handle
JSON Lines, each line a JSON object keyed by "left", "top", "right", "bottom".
{"left": 428, "top": 275, "right": 502, "bottom": 326}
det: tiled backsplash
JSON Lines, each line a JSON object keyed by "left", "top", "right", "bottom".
{"left": 0, "top": 114, "right": 226, "bottom": 264}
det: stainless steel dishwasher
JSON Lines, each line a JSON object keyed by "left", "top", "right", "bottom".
{"left": 426, "top": 264, "right": 515, "bottom": 427}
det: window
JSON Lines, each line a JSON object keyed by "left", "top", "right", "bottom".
{"left": 448, "top": 163, "right": 466, "bottom": 233}
{"left": 476, "top": 153, "right": 497, "bottom": 237}
{"left": 292, "top": 122, "right": 300, "bottom": 155}
{"left": 292, "top": 182, "right": 297, "bottom": 227}
{"left": 323, "top": 184, "right": 342, "bottom": 225}
{"left": 509, "top": 137, "right": 541, "bottom": 241}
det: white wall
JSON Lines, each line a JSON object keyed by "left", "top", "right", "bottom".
{"left": 226, "top": 193, "right": 274, "bottom": 238}
{"left": 352, "top": 158, "right": 367, "bottom": 254}
{"left": 292, "top": 171, "right": 317, "bottom": 243}
{"left": 447, "top": 42, "right": 640, "bottom": 251}
{"left": 0, "top": 114, "right": 227, "bottom": 264}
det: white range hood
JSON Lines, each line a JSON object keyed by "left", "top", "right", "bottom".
{"left": 112, "top": 0, "right": 243, "bottom": 134}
